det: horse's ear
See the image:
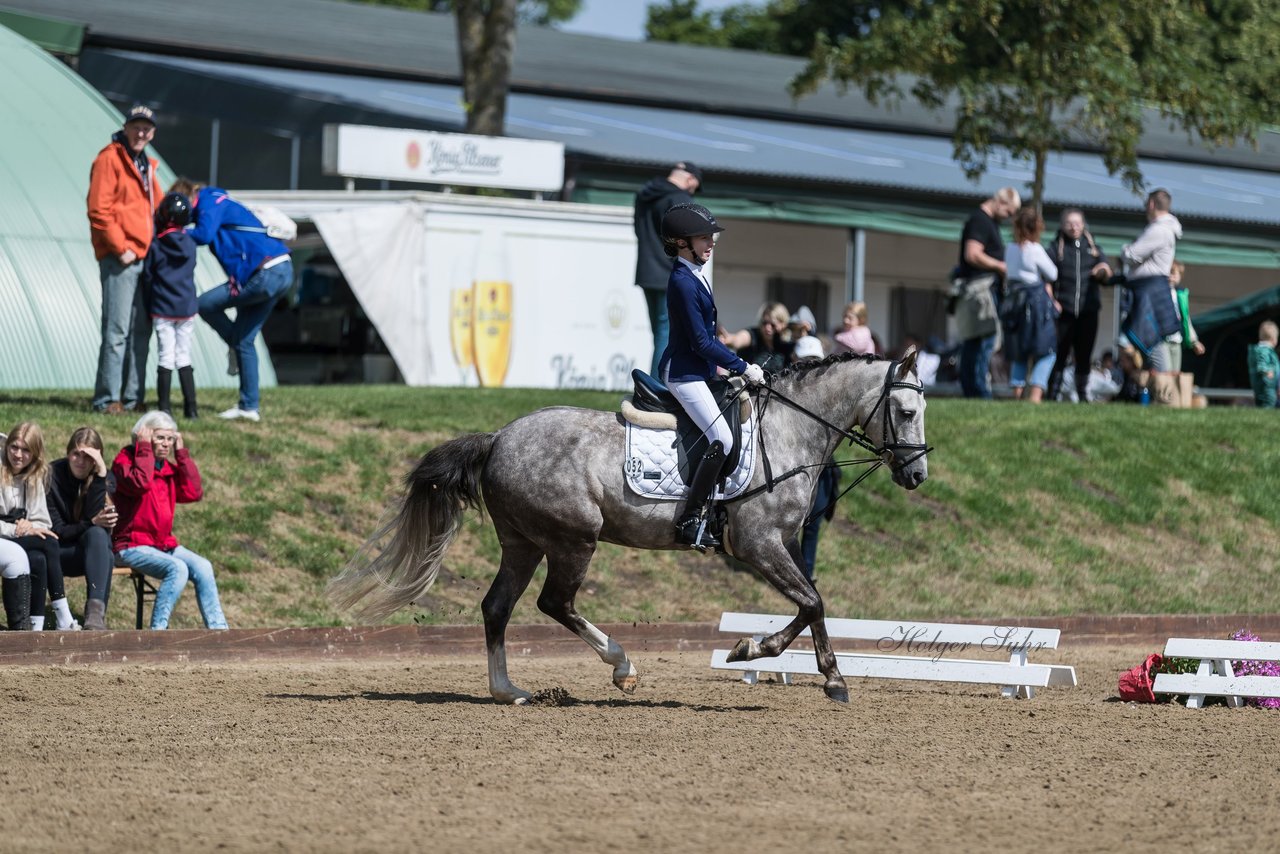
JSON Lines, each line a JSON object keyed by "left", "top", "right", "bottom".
{"left": 896, "top": 345, "right": 918, "bottom": 380}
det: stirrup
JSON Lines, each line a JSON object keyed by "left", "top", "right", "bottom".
{"left": 676, "top": 512, "right": 722, "bottom": 552}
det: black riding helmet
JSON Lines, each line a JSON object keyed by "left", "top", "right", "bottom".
{"left": 155, "top": 191, "right": 192, "bottom": 229}
{"left": 661, "top": 203, "right": 725, "bottom": 241}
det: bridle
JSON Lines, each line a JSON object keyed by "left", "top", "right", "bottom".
{"left": 856, "top": 359, "right": 931, "bottom": 471}
{"left": 728, "top": 358, "right": 932, "bottom": 516}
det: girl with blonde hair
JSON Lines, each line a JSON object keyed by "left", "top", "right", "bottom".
{"left": 2, "top": 423, "right": 80, "bottom": 630}
{"left": 833, "top": 301, "right": 875, "bottom": 355}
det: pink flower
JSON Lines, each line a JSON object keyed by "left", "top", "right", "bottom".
{"left": 1230, "top": 630, "right": 1280, "bottom": 709}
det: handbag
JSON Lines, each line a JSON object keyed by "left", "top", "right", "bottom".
{"left": 1117, "top": 652, "right": 1163, "bottom": 702}
{"left": 952, "top": 273, "right": 999, "bottom": 340}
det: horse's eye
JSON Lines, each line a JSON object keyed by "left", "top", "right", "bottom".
{"left": 899, "top": 409, "right": 916, "bottom": 419}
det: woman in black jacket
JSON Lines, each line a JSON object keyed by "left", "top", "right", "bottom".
{"left": 1048, "top": 209, "right": 1112, "bottom": 401}
{"left": 47, "top": 427, "right": 117, "bottom": 630}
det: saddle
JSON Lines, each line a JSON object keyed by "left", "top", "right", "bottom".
{"left": 622, "top": 370, "right": 750, "bottom": 484}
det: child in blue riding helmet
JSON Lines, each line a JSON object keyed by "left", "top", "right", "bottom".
{"left": 658, "top": 204, "right": 765, "bottom": 550}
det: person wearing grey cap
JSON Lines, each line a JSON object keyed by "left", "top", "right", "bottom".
{"left": 633, "top": 161, "right": 703, "bottom": 375}
{"left": 87, "top": 104, "right": 162, "bottom": 415}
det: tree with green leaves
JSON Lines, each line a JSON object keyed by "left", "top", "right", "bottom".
{"left": 790, "top": 0, "right": 1280, "bottom": 207}
{"left": 646, "top": 0, "right": 893, "bottom": 56}
{"left": 348, "top": 0, "right": 580, "bottom": 26}
{"left": 346, "top": 0, "right": 583, "bottom": 135}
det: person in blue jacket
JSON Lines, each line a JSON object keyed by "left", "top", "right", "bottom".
{"left": 174, "top": 180, "right": 292, "bottom": 422}
{"left": 142, "top": 192, "right": 200, "bottom": 419}
{"left": 658, "top": 204, "right": 765, "bottom": 550}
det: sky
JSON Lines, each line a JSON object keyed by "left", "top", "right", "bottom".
{"left": 559, "top": 0, "right": 749, "bottom": 42}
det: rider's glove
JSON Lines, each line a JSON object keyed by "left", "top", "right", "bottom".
{"left": 743, "top": 363, "right": 766, "bottom": 386}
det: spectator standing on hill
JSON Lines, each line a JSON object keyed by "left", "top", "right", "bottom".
{"left": 88, "top": 104, "right": 163, "bottom": 415}
{"left": 1248, "top": 321, "right": 1279, "bottom": 408}
{"left": 633, "top": 162, "right": 702, "bottom": 375}
{"left": 47, "top": 427, "right": 117, "bottom": 631}
{"left": 112, "top": 412, "right": 227, "bottom": 630}
{"left": 1002, "top": 207, "right": 1060, "bottom": 404}
{"left": 951, "top": 188, "right": 1020, "bottom": 398}
{"left": 1, "top": 423, "right": 80, "bottom": 631}
{"left": 144, "top": 192, "right": 200, "bottom": 419}
{"left": 1047, "top": 208, "right": 1111, "bottom": 402}
{"left": 1158, "top": 261, "right": 1206, "bottom": 375}
{"left": 174, "top": 180, "right": 293, "bottom": 423}
{"left": 1119, "top": 189, "right": 1182, "bottom": 368}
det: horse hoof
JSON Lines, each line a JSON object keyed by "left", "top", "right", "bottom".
{"left": 824, "top": 684, "right": 850, "bottom": 704}
{"left": 726, "top": 637, "right": 761, "bottom": 663}
{"left": 492, "top": 688, "right": 534, "bottom": 705}
{"left": 613, "top": 660, "right": 640, "bottom": 694}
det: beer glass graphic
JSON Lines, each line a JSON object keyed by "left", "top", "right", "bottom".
{"left": 472, "top": 279, "right": 512, "bottom": 387}
{"left": 449, "top": 288, "right": 474, "bottom": 369}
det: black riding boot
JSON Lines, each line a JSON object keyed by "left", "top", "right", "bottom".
{"left": 178, "top": 366, "right": 199, "bottom": 419}
{"left": 3, "top": 574, "right": 32, "bottom": 631}
{"left": 156, "top": 367, "right": 173, "bottom": 415}
{"left": 675, "top": 441, "right": 727, "bottom": 551}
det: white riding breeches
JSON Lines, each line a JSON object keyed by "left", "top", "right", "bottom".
{"left": 0, "top": 537, "right": 30, "bottom": 578}
{"left": 155, "top": 317, "right": 195, "bottom": 370}
{"left": 663, "top": 372, "right": 734, "bottom": 456}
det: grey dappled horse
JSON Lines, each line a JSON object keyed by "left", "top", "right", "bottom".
{"left": 331, "top": 349, "right": 929, "bottom": 704}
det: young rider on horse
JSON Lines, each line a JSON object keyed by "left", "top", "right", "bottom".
{"left": 658, "top": 204, "right": 765, "bottom": 550}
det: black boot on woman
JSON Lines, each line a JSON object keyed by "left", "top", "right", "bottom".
{"left": 2, "top": 574, "right": 32, "bottom": 631}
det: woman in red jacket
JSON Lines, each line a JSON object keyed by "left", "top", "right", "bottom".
{"left": 112, "top": 412, "right": 227, "bottom": 630}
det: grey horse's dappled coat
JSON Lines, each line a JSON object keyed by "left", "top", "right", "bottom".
{"left": 332, "top": 350, "right": 929, "bottom": 704}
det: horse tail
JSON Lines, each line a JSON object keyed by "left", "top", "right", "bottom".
{"left": 329, "top": 432, "right": 496, "bottom": 621}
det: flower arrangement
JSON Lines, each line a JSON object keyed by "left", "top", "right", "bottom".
{"left": 1120, "top": 629, "right": 1280, "bottom": 707}
{"left": 1228, "top": 630, "right": 1280, "bottom": 709}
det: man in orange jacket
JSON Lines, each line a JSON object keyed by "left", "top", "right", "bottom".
{"left": 87, "top": 104, "right": 162, "bottom": 414}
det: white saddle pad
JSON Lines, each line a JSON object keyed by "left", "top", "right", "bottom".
{"left": 623, "top": 413, "right": 757, "bottom": 501}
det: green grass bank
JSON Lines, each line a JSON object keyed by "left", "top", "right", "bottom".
{"left": 3, "top": 386, "right": 1276, "bottom": 629}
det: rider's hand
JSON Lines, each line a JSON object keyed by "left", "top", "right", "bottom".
{"left": 743, "top": 364, "right": 766, "bottom": 386}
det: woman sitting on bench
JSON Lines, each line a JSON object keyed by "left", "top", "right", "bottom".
{"left": 47, "top": 427, "right": 117, "bottom": 630}
{"left": 111, "top": 412, "right": 227, "bottom": 630}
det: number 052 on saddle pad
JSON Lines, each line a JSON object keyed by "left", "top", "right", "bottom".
{"left": 620, "top": 396, "right": 758, "bottom": 502}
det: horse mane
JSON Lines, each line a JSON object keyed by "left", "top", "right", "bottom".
{"left": 772, "top": 350, "right": 888, "bottom": 382}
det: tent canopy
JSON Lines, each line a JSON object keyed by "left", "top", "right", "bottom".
{"left": 1186, "top": 285, "right": 1280, "bottom": 389}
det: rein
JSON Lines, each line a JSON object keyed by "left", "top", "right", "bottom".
{"left": 728, "top": 359, "right": 932, "bottom": 521}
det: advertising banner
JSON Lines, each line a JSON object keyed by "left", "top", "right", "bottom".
{"left": 312, "top": 199, "right": 653, "bottom": 390}
{"left": 322, "top": 124, "right": 565, "bottom": 192}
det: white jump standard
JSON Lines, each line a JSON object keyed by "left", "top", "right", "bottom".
{"left": 711, "top": 612, "right": 1077, "bottom": 699}
{"left": 1152, "top": 637, "right": 1280, "bottom": 709}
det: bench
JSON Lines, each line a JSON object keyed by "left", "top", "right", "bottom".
{"left": 1152, "top": 638, "right": 1280, "bottom": 709}
{"left": 710, "top": 612, "right": 1077, "bottom": 699}
{"left": 111, "top": 565, "right": 157, "bottom": 630}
